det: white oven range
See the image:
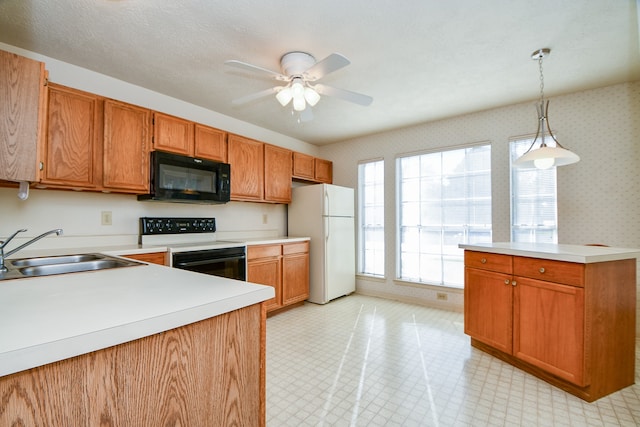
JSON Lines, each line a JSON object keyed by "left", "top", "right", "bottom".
{"left": 139, "top": 217, "right": 246, "bottom": 281}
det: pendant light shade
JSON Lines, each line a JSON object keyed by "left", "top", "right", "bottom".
{"left": 514, "top": 49, "right": 580, "bottom": 169}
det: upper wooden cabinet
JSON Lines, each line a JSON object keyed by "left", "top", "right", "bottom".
{"left": 292, "top": 152, "right": 315, "bottom": 180}
{"left": 314, "top": 158, "right": 333, "bottom": 184}
{"left": 0, "top": 50, "right": 47, "bottom": 182}
{"left": 152, "top": 112, "right": 194, "bottom": 156}
{"left": 152, "top": 112, "right": 227, "bottom": 162}
{"left": 194, "top": 124, "right": 227, "bottom": 162}
{"left": 103, "top": 99, "right": 151, "bottom": 193}
{"left": 264, "top": 144, "right": 292, "bottom": 203}
{"left": 228, "top": 134, "right": 265, "bottom": 201}
{"left": 292, "top": 151, "right": 333, "bottom": 184}
{"left": 41, "top": 84, "right": 101, "bottom": 189}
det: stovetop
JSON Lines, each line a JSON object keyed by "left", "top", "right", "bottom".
{"left": 139, "top": 217, "right": 245, "bottom": 252}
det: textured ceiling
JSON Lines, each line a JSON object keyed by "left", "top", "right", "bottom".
{"left": 0, "top": 0, "right": 638, "bottom": 145}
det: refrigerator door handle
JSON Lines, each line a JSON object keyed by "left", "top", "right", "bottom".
{"left": 324, "top": 216, "right": 330, "bottom": 241}
{"left": 324, "top": 189, "right": 330, "bottom": 217}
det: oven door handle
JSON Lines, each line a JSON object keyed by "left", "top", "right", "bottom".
{"left": 175, "top": 255, "right": 246, "bottom": 268}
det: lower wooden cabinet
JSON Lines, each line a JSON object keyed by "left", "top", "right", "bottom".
{"left": 247, "top": 241, "right": 309, "bottom": 313}
{"left": 464, "top": 250, "right": 636, "bottom": 402}
{"left": 122, "top": 251, "right": 167, "bottom": 266}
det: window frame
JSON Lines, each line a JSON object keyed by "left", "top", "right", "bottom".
{"left": 395, "top": 142, "right": 492, "bottom": 288}
{"left": 357, "top": 158, "right": 385, "bottom": 278}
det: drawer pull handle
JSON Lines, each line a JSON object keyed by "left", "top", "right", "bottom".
{"left": 539, "top": 267, "right": 545, "bottom": 274}
{"left": 504, "top": 279, "right": 510, "bottom": 285}
{"left": 512, "top": 281, "right": 517, "bottom": 287}
{"left": 481, "top": 258, "right": 487, "bottom": 264}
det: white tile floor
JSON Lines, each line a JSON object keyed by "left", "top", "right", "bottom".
{"left": 266, "top": 294, "right": 640, "bottom": 427}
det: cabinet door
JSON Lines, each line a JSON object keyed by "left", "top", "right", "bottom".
{"left": 282, "top": 242, "right": 309, "bottom": 305}
{"left": 292, "top": 152, "right": 315, "bottom": 180}
{"left": 248, "top": 257, "right": 282, "bottom": 312}
{"left": 103, "top": 100, "right": 151, "bottom": 193}
{"left": 264, "top": 144, "right": 292, "bottom": 203}
{"left": 0, "top": 50, "right": 46, "bottom": 182}
{"left": 194, "top": 124, "right": 227, "bottom": 162}
{"left": 228, "top": 134, "right": 264, "bottom": 201}
{"left": 42, "top": 84, "right": 101, "bottom": 189}
{"left": 314, "top": 158, "right": 333, "bottom": 184}
{"left": 464, "top": 267, "right": 513, "bottom": 354}
{"left": 153, "top": 112, "right": 194, "bottom": 156}
{"left": 122, "top": 252, "right": 167, "bottom": 266}
{"left": 513, "top": 277, "right": 586, "bottom": 386}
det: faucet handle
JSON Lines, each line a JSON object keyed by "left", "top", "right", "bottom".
{"left": 0, "top": 229, "right": 27, "bottom": 248}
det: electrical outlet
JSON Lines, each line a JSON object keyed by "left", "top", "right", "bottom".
{"left": 101, "top": 211, "right": 112, "bottom": 226}
{"left": 262, "top": 214, "right": 268, "bottom": 224}
{"left": 436, "top": 292, "right": 448, "bottom": 301}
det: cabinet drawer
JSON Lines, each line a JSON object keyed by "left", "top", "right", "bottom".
{"left": 283, "top": 241, "right": 309, "bottom": 255}
{"left": 465, "top": 251, "right": 512, "bottom": 274}
{"left": 247, "top": 244, "right": 281, "bottom": 260}
{"left": 513, "top": 256, "right": 584, "bottom": 287}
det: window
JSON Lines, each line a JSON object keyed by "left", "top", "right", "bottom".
{"left": 510, "top": 138, "right": 558, "bottom": 243}
{"left": 358, "top": 160, "right": 385, "bottom": 277}
{"left": 397, "top": 144, "right": 492, "bottom": 288}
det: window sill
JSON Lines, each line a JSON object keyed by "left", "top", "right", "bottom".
{"left": 356, "top": 274, "right": 386, "bottom": 283}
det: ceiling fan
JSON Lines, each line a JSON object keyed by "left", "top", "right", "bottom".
{"left": 224, "top": 52, "right": 373, "bottom": 119}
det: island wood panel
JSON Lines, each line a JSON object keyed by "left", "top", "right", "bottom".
{"left": 0, "top": 50, "right": 46, "bottom": 182}
{"left": 465, "top": 250, "right": 636, "bottom": 402}
{"left": 0, "top": 304, "right": 265, "bottom": 426}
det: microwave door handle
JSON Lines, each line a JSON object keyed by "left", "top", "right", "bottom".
{"left": 175, "top": 255, "right": 246, "bottom": 268}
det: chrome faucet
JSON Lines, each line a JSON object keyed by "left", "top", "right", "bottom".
{"left": 0, "top": 228, "right": 63, "bottom": 272}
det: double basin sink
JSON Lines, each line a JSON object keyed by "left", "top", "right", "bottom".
{"left": 0, "top": 253, "right": 143, "bottom": 281}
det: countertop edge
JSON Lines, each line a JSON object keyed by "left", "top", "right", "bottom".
{"left": 0, "top": 285, "right": 273, "bottom": 377}
{"left": 459, "top": 243, "right": 640, "bottom": 263}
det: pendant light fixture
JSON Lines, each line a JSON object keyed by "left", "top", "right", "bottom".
{"left": 514, "top": 48, "right": 580, "bottom": 169}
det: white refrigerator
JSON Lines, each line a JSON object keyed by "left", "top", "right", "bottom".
{"left": 288, "top": 184, "right": 355, "bottom": 304}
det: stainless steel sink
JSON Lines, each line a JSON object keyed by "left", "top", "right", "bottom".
{"left": 0, "top": 253, "right": 143, "bottom": 281}
{"left": 11, "top": 254, "right": 102, "bottom": 268}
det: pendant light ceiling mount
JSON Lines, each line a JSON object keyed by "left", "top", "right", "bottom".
{"left": 514, "top": 48, "right": 580, "bottom": 169}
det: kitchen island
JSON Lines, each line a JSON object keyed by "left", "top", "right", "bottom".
{"left": 0, "top": 259, "right": 274, "bottom": 425}
{"left": 460, "top": 242, "right": 639, "bottom": 402}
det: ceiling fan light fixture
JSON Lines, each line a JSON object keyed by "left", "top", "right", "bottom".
{"left": 514, "top": 48, "right": 580, "bottom": 170}
{"left": 293, "top": 95, "right": 306, "bottom": 111}
{"left": 276, "top": 87, "right": 293, "bottom": 106}
{"left": 304, "top": 87, "right": 321, "bottom": 106}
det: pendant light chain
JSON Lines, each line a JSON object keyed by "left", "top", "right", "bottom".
{"left": 538, "top": 53, "right": 545, "bottom": 105}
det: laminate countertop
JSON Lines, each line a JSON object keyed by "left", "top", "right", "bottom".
{"left": 0, "top": 260, "right": 274, "bottom": 377}
{"left": 459, "top": 242, "right": 640, "bottom": 263}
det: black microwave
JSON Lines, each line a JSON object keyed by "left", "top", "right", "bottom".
{"left": 138, "top": 151, "right": 231, "bottom": 204}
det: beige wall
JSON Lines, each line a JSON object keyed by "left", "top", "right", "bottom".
{"left": 320, "top": 81, "right": 640, "bottom": 325}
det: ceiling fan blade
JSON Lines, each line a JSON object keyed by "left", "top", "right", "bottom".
{"left": 224, "top": 60, "right": 288, "bottom": 81}
{"left": 314, "top": 84, "right": 373, "bottom": 106}
{"left": 304, "top": 53, "right": 350, "bottom": 81}
{"left": 231, "top": 86, "right": 281, "bottom": 106}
